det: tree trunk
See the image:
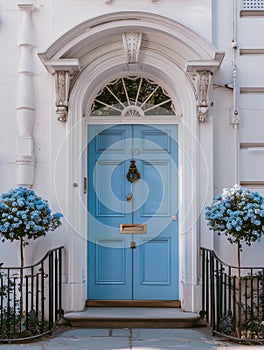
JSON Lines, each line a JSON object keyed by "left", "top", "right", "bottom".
{"left": 19, "top": 237, "right": 24, "bottom": 320}
{"left": 237, "top": 242, "right": 242, "bottom": 337}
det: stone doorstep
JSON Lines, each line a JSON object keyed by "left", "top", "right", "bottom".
{"left": 63, "top": 307, "right": 203, "bottom": 329}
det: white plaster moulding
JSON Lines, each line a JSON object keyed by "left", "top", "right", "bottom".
{"left": 17, "top": 3, "right": 35, "bottom": 47}
{"left": 68, "top": 50, "right": 186, "bottom": 119}
{"left": 75, "top": 37, "right": 187, "bottom": 69}
{"left": 54, "top": 22, "right": 212, "bottom": 62}
{"left": 186, "top": 55, "right": 225, "bottom": 74}
{"left": 70, "top": 54, "right": 193, "bottom": 134}
{"left": 122, "top": 32, "right": 142, "bottom": 64}
{"left": 60, "top": 36, "right": 191, "bottom": 75}
{"left": 40, "top": 59, "right": 80, "bottom": 75}
{"left": 16, "top": 2, "right": 36, "bottom": 187}
{"left": 38, "top": 12, "right": 221, "bottom": 62}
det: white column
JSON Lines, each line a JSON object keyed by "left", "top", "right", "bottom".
{"left": 16, "top": 3, "right": 35, "bottom": 186}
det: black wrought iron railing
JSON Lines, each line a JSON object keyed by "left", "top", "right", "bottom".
{"left": 0, "top": 246, "right": 64, "bottom": 342}
{"left": 200, "top": 247, "right": 264, "bottom": 343}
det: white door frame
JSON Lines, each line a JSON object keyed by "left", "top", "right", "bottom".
{"left": 39, "top": 12, "right": 223, "bottom": 312}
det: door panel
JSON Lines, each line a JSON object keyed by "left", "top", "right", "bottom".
{"left": 88, "top": 125, "right": 132, "bottom": 299}
{"left": 95, "top": 161, "right": 126, "bottom": 217}
{"left": 139, "top": 238, "right": 171, "bottom": 284}
{"left": 140, "top": 160, "right": 170, "bottom": 216}
{"left": 133, "top": 125, "right": 178, "bottom": 299}
{"left": 88, "top": 124, "right": 178, "bottom": 300}
{"left": 89, "top": 240, "right": 132, "bottom": 299}
{"left": 95, "top": 240, "right": 127, "bottom": 284}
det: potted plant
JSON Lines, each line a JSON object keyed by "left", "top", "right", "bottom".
{"left": 0, "top": 187, "right": 63, "bottom": 321}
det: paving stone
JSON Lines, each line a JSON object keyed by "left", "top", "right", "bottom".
{"left": 1, "top": 327, "right": 263, "bottom": 350}
{"left": 57, "top": 328, "right": 110, "bottom": 337}
{"left": 0, "top": 343, "right": 47, "bottom": 350}
{"left": 111, "top": 328, "right": 131, "bottom": 337}
{"left": 47, "top": 336, "right": 129, "bottom": 350}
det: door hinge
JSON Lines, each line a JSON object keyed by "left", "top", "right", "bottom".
{"left": 130, "top": 241, "right": 136, "bottom": 249}
{"left": 84, "top": 177, "right": 87, "bottom": 194}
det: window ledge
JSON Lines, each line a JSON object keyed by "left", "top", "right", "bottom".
{"left": 240, "top": 49, "right": 264, "bottom": 55}
{"left": 240, "top": 10, "right": 264, "bottom": 16}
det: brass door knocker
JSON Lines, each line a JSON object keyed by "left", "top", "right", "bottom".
{"left": 126, "top": 160, "right": 140, "bottom": 183}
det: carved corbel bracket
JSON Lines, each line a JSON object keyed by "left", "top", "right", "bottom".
{"left": 38, "top": 57, "right": 79, "bottom": 122}
{"left": 186, "top": 54, "right": 225, "bottom": 123}
{"left": 54, "top": 70, "right": 70, "bottom": 122}
{"left": 122, "top": 32, "right": 142, "bottom": 64}
{"left": 196, "top": 70, "right": 212, "bottom": 122}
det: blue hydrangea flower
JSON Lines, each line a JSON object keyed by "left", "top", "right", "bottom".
{"left": 0, "top": 187, "right": 63, "bottom": 243}
{"left": 205, "top": 184, "right": 264, "bottom": 247}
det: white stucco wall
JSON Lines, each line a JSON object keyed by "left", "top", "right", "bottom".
{"left": 1, "top": 0, "right": 264, "bottom": 311}
{"left": 50, "top": 0, "right": 212, "bottom": 40}
{"left": 211, "top": 0, "right": 264, "bottom": 266}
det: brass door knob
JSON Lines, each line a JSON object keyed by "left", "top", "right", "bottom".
{"left": 126, "top": 194, "right": 133, "bottom": 201}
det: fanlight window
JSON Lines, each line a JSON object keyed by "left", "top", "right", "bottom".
{"left": 90, "top": 76, "right": 176, "bottom": 116}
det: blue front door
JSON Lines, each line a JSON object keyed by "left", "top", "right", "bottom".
{"left": 88, "top": 124, "right": 178, "bottom": 300}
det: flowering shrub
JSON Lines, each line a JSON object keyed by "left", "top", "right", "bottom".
{"left": 205, "top": 184, "right": 264, "bottom": 246}
{"left": 0, "top": 187, "right": 63, "bottom": 242}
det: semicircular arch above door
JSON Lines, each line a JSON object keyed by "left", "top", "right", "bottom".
{"left": 89, "top": 76, "right": 176, "bottom": 117}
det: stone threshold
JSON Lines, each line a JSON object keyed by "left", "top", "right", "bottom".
{"left": 63, "top": 307, "right": 202, "bottom": 329}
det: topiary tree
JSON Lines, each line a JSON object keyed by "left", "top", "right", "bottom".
{"left": 205, "top": 184, "right": 264, "bottom": 265}
{"left": 205, "top": 184, "right": 264, "bottom": 336}
{"left": 0, "top": 187, "right": 63, "bottom": 315}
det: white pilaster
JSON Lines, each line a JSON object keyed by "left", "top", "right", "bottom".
{"left": 16, "top": 3, "right": 35, "bottom": 186}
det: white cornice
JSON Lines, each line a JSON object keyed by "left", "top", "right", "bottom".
{"left": 186, "top": 55, "right": 225, "bottom": 74}
{"left": 39, "top": 58, "right": 80, "bottom": 75}
{"left": 38, "top": 12, "right": 222, "bottom": 64}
